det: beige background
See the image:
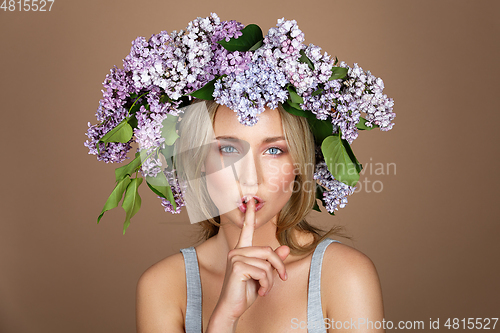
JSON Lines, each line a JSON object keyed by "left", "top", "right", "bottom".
{"left": 1, "top": 0, "right": 499, "bottom": 332}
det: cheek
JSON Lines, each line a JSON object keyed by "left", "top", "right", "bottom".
{"left": 205, "top": 158, "right": 240, "bottom": 211}
{"left": 264, "top": 159, "right": 296, "bottom": 195}
{"left": 206, "top": 167, "right": 237, "bottom": 191}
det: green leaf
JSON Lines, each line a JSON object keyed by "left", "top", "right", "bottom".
{"left": 122, "top": 177, "right": 143, "bottom": 234}
{"left": 128, "top": 92, "right": 148, "bottom": 114}
{"left": 146, "top": 172, "right": 176, "bottom": 211}
{"left": 316, "top": 183, "right": 325, "bottom": 198}
{"left": 99, "top": 118, "right": 133, "bottom": 144}
{"left": 161, "top": 144, "right": 175, "bottom": 168}
{"left": 249, "top": 39, "right": 263, "bottom": 51}
{"left": 285, "top": 99, "right": 303, "bottom": 111}
{"left": 282, "top": 101, "right": 316, "bottom": 119}
{"left": 329, "top": 67, "right": 348, "bottom": 81}
{"left": 159, "top": 94, "right": 171, "bottom": 104}
{"left": 299, "top": 49, "right": 315, "bottom": 71}
{"left": 287, "top": 85, "right": 304, "bottom": 104}
{"left": 312, "top": 200, "right": 321, "bottom": 212}
{"left": 311, "top": 88, "right": 324, "bottom": 96}
{"left": 176, "top": 95, "right": 193, "bottom": 109}
{"left": 314, "top": 185, "right": 323, "bottom": 212}
{"left": 217, "top": 24, "right": 264, "bottom": 52}
{"left": 161, "top": 114, "right": 179, "bottom": 145}
{"left": 129, "top": 101, "right": 143, "bottom": 117}
{"left": 128, "top": 113, "right": 138, "bottom": 129}
{"left": 98, "top": 177, "right": 132, "bottom": 223}
{"left": 114, "top": 153, "right": 142, "bottom": 183}
{"left": 188, "top": 77, "right": 217, "bottom": 100}
{"left": 341, "top": 138, "right": 363, "bottom": 173}
{"left": 315, "top": 184, "right": 335, "bottom": 215}
{"left": 321, "top": 135, "right": 360, "bottom": 187}
{"left": 356, "top": 117, "right": 379, "bottom": 130}
{"left": 307, "top": 117, "right": 334, "bottom": 146}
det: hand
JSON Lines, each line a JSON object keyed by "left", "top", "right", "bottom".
{"left": 212, "top": 195, "right": 290, "bottom": 324}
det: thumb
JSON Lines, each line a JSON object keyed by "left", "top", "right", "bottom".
{"left": 275, "top": 245, "right": 290, "bottom": 261}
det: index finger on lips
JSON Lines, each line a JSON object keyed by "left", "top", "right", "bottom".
{"left": 235, "top": 195, "right": 256, "bottom": 249}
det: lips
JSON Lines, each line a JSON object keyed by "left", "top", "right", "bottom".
{"left": 238, "top": 195, "right": 265, "bottom": 213}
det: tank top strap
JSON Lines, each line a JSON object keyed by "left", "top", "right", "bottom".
{"left": 180, "top": 247, "right": 202, "bottom": 333}
{"left": 307, "top": 238, "right": 341, "bottom": 333}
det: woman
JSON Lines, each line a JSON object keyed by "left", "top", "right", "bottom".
{"left": 84, "top": 13, "right": 394, "bottom": 333}
{"left": 135, "top": 101, "right": 385, "bottom": 332}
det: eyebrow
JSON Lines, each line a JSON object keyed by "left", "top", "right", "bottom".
{"left": 215, "top": 135, "right": 286, "bottom": 143}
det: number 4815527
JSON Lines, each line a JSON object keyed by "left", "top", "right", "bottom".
{"left": 1, "top": 0, "right": 55, "bottom": 11}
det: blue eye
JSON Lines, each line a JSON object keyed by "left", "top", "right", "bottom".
{"left": 220, "top": 145, "right": 283, "bottom": 155}
{"left": 267, "top": 147, "right": 283, "bottom": 155}
{"left": 220, "top": 145, "right": 239, "bottom": 154}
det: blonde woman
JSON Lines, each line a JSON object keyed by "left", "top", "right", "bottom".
{"left": 135, "top": 101, "right": 385, "bottom": 332}
{"left": 85, "top": 13, "right": 394, "bottom": 333}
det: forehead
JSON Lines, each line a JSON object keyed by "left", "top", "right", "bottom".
{"left": 213, "top": 105, "right": 284, "bottom": 139}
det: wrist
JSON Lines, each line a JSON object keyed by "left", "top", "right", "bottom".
{"left": 206, "top": 307, "right": 239, "bottom": 333}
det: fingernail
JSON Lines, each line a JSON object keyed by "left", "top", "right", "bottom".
{"left": 284, "top": 272, "right": 288, "bottom": 280}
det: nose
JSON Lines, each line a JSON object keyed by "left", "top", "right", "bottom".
{"left": 235, "top": 147, "right": 259, "bottom": 193}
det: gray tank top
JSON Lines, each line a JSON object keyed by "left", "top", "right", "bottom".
{"left": 180, "top": 237, "right": 340, "bottom": 333}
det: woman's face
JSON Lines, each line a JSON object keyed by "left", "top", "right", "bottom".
{"left": 204, "top": 105, "right": 297, "bottom": 229}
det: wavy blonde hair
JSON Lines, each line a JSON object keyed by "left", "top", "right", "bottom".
{"left": 175, "top": 100, "right": 346, "bottom": 255}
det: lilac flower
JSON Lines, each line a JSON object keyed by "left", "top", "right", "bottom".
{"left": 84, "top": 62, "right": 136, "bottom": 163}
{"left": 213, "top": 54, "right": 288, "bottom": 125}
{"left": 303, "top": 44, "right": 335, "bottom": 86}
{"left": 84, "top": 98, "right": 134, "bottom": 163}
{"left": 86, "top": 13, "right": 395, "bottom": 218}
{"left": 135, "top": 106, "right": 168, "bottom": 178}
{"left": 84, "top": 124, "right": 133, "bottom": 163}
{"left": 179, "top": 14, "right": 220, "bottom": 92}
{"left": 314, "top": 162, "right": 356, "bottom": 213}
{"left": 122, "top": 14, "right": 219, "bottom": 99}
{"left": 202, "top": 20, "right": 252, "bottom": 79}
{"left": 211, "top": 19, "right": 244, "bottom": 43}
{"left": 99, "top": 66, "right": 134, "bottom": 113}
{"left": 301, "top": 61, "right": 395, "bottom": 144}
{"left": 263, "top": 18, "right": 304, "bottom": 61}
{"left": 304, "top": 78, "right": 338, "bottom": 116}
{"left": 159, "top": 170, "right": 186, "bottom": 214}
{"left": 134, "top": 89, "right": 184, "bottom": 177}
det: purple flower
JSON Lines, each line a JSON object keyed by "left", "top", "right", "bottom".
{"left": 301, "top": 62, "right": 395, "bottom": 144}
{"left": 211, "top": 20, "right": 244, "bottom": 43}
{"left": 159, "top": 170, "right": 186, "bottom": 214}
{"left": 213, "top": 54, "right": 288, "bottom": 125}
{"left": 314, "top": 162, "right": 356, "bottom": 213}
{"left": 86, "top": 13, "right": 395, "bottom": 218}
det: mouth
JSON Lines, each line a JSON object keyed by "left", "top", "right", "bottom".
{"left": 238, "top": 195, "right": 264, "bottom": 213}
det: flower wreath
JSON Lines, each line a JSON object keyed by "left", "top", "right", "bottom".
{"left": 84, "top": 13, "right": 395, "bottom": 234}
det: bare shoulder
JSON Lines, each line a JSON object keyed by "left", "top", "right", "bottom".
{"left": 136, "top": 252, "right": 186, "bottom": 333}
{"left": 322, "top": 242, "right": 385, "bottom": 328}
{"left": 322, "top": 241, "right": 380, "bottom": 282}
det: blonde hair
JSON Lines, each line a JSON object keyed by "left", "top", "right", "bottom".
{"left": 175, "top": 100, "right": 346, "bottom": 255}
